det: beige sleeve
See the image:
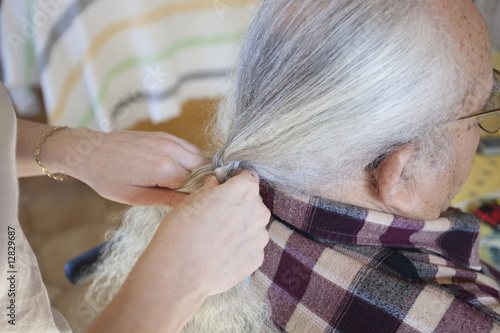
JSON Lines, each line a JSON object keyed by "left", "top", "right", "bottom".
{"left": 0, "top": 83, "right": 72, "bottom": 332}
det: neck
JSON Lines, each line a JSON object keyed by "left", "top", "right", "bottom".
{"left": 317, "top": 177, "right": 445, "bottom": 221}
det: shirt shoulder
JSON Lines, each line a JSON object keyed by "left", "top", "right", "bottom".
{"left": 255, "top": 220, "right": 500, "bottom": 333}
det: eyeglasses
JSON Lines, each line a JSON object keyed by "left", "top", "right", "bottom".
{"left": 458, "top": 69, "right": 500, "bottom": 133}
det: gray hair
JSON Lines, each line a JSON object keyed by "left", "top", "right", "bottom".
{"left": 213, "top": 0, "right": 469, "bottom": 195}
{"left": 85, "top": 205, "right": 278, "bottom": 333}
{"left": 86, "top": 1, "right": 474, "bottom": 331}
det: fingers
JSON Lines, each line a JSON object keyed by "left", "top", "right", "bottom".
{"left": 126, "top": 188, "right": 189, "bottom": 207}
{"left": 133, "top": 130, "right": 204, "bottom": 156}
{"left": 224, "top": 170, "right": 269, "bottom": 224}
{"left": 159, "top": 136, "right": 207, "bottom": 170}
{"left": 162, "top": 133, "right": 204, "bottom": 155}
{"left": 159, "top": 190, "right": 190, "bottom": 207}
{"left": 221, "top": 169, "right": 260, "bottom": 196}
{"left": 236, "top": 169, "right": 260, "bottom": 183}
{"left": 175, "top": 149, "right": 208, "bottom": 171}
{"left": 139, "top": 131, "right": 208, "bottom": 170}
{"left": 221, "top": 168, "right": 268, "bottom": 214}
{"left": 153, "top": 160, "right": 192, "bottom": 190}
{"left": 156, "top": 168, "right": 270, "bottom": 296}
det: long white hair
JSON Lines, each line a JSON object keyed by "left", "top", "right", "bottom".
{"left": 85, "top": 0, "right": 473, "bottom": 331}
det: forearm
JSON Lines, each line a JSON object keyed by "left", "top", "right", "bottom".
{"left": 16, "top": 119, "right": 98, "bottom": 178}
{"left": 15, "top": 118, "right": 205, "bottom": 205}
{"left": 16, "top": 119, "right": 56, "bottom": 177}
{"left": 87, "top": 238, "right": 207, "bottom": 333}
{"left": 86, "top": 171, "right": 268, "bottom": 331}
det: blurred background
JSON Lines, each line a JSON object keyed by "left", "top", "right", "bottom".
{"left": 1, "top": 1, "right": 500, "bottom": 332}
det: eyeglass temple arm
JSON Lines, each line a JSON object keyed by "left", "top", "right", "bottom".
{"left": 458, "top": 107, "right": 500, "bottom": 120}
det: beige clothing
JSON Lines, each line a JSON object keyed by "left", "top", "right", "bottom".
{"left": 0, "top": 83, "right": 71, "bottom": 332}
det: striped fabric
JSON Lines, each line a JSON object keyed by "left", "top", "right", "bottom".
{"left": 255, "top": 186, "right": 500, "bottom": 333}
{"left": 0, "top": 0, "right": 256, "bottom": 130}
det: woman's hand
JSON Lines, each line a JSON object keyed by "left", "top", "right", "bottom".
{"left": 155, "top": 169, "right": 271, "bottom": 296}
{"left": 59, "top": 128, "right": 207, "bottom": 206}
{"left": 17, "top": 121, "right": 208, "bottom": 206}
{"left": 89, "top": 170, "right": 271, "bottom": 333}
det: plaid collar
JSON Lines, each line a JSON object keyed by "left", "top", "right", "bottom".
{"left": 260, "top": 186, "right": 481, "bottom": 270}
{"left": 257, "top": 186, "right": 500, "bottom": 332}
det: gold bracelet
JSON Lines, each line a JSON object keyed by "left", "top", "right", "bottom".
{"left": 34, "top": 126, "right": 70, "bottom": 181}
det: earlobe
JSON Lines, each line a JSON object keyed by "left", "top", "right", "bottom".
{"left": 372, "top": 144, "right": 417, "bottom": 215}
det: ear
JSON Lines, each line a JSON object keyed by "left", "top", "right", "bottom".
{"left": 373, "top": 144, "right": 417, "bottom": 215}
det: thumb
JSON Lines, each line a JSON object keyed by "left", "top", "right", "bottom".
{"left": 127, "top": 187, "right": 189, "bottom": 207}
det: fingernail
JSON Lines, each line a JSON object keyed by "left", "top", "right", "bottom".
{"left": 247, "top": 170, "right": 258, "bottom": 179}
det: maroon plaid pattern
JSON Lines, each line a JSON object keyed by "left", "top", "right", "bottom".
{"left": 254, "top": 186, "right": 500, "bottom": 333}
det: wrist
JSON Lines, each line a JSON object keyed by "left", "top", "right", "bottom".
{"left": 34, "top": 126, "right": 70, "bottom": 181}
{"left": 92, "top": 276, "right": 207, "bottom": 333}
{"left": 107, "top": 242, "right": 209, "bottom": 332}
{"left": 43, "top": 127, "right": 103, "bottom": 178}
{"left": 141, "top": 237, "right": 212, "bottom": 304}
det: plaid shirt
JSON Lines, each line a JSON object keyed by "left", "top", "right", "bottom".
{"left": 254, "top": 186, "right": 500, "bottom": 333}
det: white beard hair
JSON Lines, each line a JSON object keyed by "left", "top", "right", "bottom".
{"left": 84, "top": 206, "right": 279, "bottom": 333}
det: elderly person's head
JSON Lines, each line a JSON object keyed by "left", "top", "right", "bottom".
{"left": 86, "top": 0, "right": 494, "bottom": 331}
{"left": 214, "top": 0, "right": 491, "bottom": 221}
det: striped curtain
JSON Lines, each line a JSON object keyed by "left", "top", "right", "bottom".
{"left": 0, "top": 0, "right": 257, "bottom": 130}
